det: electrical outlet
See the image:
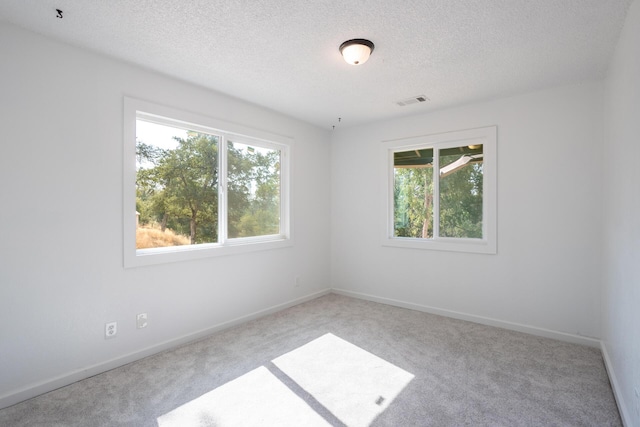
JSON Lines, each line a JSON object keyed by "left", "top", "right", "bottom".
{"left": 105, "top": 321, "right": 117, "bottom": 339}
{"left": 136, "top": 313, "right": 148, "bottom": 329}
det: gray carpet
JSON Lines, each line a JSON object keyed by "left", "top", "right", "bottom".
{"left": 0, "top": 294, "right": 622, "bottom": 426}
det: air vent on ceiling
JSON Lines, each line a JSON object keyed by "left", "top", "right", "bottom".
{"left": 396, "top": 95, "right": 429, "bottom": 107}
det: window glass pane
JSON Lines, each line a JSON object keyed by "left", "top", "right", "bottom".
{"left": 136, "top": 119, "right": 219, "bottom": 248}
{"left": 393, "top": 149, "right": 434, "bottom": 238}
{"left": 439, "top": 144, "right": 483, "bottom": 238}
{"left": 227, "top": 141, "right": 281, "bottom": 238}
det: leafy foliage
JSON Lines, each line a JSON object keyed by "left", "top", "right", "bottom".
{"left": 227, "top": 141, "right": 281, "bottom": 238}
{"left": 394, "top": 168, "right": 433, "bottom": 238}
{"left": 136, "top": 131, "right": 280, "bottom": 249}
{"left": 394, "top": 149, "right": 483, "bottom": 239}
{"left": 439, "top": 162, "right": 483, "bottom": 238}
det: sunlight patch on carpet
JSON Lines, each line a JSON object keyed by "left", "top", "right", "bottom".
{"left": 157, "top": 333, "right": 413, "bottom": 427}
{"left": 157, "top": 366, "right": 330, "bottom": 427}
{"left": 273, "top": 333, "right": 414, "bottom": 427}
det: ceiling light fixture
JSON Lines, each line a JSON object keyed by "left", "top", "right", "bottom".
{"left": 339, "top": 39, "right": 374, "bottom": 65}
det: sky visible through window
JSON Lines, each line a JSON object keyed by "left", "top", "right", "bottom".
{"left": 136, "top": 120, "right": 273, "bottom": 167}
{"left": 136, "top": 120, "right": 184, "bottom": 150}
{"left": 136, "top": 120, "right": 185, "bottom": 170}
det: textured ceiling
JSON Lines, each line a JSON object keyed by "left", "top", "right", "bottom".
{"left": 0, "top": 0, "right": 633, "bottom": 129}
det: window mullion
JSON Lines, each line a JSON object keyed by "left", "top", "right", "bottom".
{"left": 389, "top": 150, "right": 397, "bottom": 238}
{"left": 218, "top": 134, "right": 228, "bottom": 245}
{"left": 279, "top": 148, "right": 288, "bottom": 238}
{"left": 432, "top": 147, "right": 440, "bottom": 239}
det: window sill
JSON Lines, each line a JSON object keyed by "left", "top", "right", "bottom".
{"left": 382, "top": 236, "right": 496, "bottom": 254}
{"left": 124, "top": 236, "right": 293, "bottom": 268}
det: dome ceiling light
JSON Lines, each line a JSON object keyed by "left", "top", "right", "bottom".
{"left": 339, "top": 39, "right": 375, "bottom": 65}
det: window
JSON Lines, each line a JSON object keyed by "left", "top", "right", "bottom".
{"left": 380, "top": 126, "right": 496, "bottom": 254}
{"left": 124, "top": 98, "right": 292, "bottom": 267}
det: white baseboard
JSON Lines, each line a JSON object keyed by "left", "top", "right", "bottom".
{"left": 331, "top": 288, "right": 601, "bottom": 348}
{"left": 601, "top": 341, "right": 632, "bottom": 427}
{"left": 0, "top": 289, "right": 331, "bottom": 411}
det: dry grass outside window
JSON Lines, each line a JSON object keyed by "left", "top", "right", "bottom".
{"left": 136, "top": 226, "right": 190, "bottom": 249}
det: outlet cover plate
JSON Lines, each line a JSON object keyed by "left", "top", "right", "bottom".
{"left": 105, "top": 321, "right": 117, "bottom": 339}
{"left": 137, "top": 313, "right": 148, "bottom": 329}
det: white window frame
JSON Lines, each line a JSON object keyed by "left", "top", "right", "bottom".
{"left": 380, "top": 126, "right": 497, "bottom": 254}
{"left": 124, "top": 97, "right": 293, "bottom": 268}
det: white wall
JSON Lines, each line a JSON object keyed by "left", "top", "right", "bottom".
{"left": 602, "top": 0, "right": 640, "bottom": 425}
{"left": 0, "top": 23, "right": 331, "bottom": 407}
{"left": 331, "top": 82, "right": 604, "bottom": 343}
